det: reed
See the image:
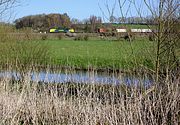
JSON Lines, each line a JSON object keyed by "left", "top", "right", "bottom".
{"left": 0, "top": 68, "right": 179, "bottom": 125}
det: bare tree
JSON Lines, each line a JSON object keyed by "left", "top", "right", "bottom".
{"left": 89, "top": 15, "right": 102, "bottom": 32}
{"left": 140, "top": 0, "right": 180, "bottom": 82}
{"left": 99, "top": 0, "right": 179, "bottom": 82}
{"left": 0, "top": 0, "right": 19, "bottom": 21}
{"left": 98, "top": 0, "right": 117, "bottom": 22}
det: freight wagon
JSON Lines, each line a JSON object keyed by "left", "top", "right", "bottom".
{"left": 98, "top": 28, "right": 152, "bottom": 33}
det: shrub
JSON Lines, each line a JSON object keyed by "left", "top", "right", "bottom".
{"left": 19, "top": 27, "right": 36, "bottom": 41}
{"left": 74, "top": 35, "right": 84, "bottom": 41}
{"left": 57, "top": 34, "right": 63, "bottom": 40}
{"left": 116, "top": 33, "right": 124, "bottom": 41}
{"left": 84, "top": 35, "right": 89, "bottom": 41}
{"left": 41, "top": 34, "right": 48, "bottom": 40}
{"left": 149, "top": 34, "right": 156, "bottom": 41}
{"left": 124, "top": 34, "right": 135, "bottom": 41}
{"left": 74, "top": 34, "right": 89, "bottom": 41}
{"left": 66, "top": 33, "right": 77, "bottom": 37}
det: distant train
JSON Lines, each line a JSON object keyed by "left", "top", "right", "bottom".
{"left": 98, "top": 28, "right": 152, "bottom": 33}
{"left": 49, "top": 27, "right": 153, "bottom": 35}
{"left": 49, "top": 27, "right": 75, "bottom": 33}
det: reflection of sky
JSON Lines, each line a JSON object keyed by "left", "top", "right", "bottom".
{"left": 0, "top": 70, "right": 153, "bottom": 87}
{"left": 0, "top": 71, "right": 21, "bottom": 80}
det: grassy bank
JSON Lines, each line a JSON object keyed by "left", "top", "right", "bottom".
{"left": 0, "top": 38, "right": 156, "bottom": 70}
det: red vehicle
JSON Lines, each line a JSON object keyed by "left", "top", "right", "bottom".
{"left": 98, "top": 28, "right": 107, "bottom": 33}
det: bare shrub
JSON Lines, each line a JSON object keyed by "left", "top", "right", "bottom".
{"left": 149, "top": 34, "right": 156, "bottom": 41}
{"left": 74, "top": 34, "right": 89, "bottom": 41}
{"left": 124, "top": 34, "right": 135, "bottom": 41}
{"left": 41, "top": 34, "right": 48, "bottom": 40}
{"left": 24, "top": 28, "right": 34, "bottom": 40}
{"left": 57, "top": 34, "right": 63, "bottom": 40}
{"left": 84, "top": 34, "right": 89, "bottom": 41}
{"left": 66, "top": 32, "right": 77, "bottom": 37}
{"left": 74, "top": 35, "right": 84, "bottom": 41}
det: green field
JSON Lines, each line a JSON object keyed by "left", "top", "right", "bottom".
{"left": 0, "top": 38, "right": 157, "bottom": 70}
{"left": 44, "top": 39, "right": 156, "bottom": 70}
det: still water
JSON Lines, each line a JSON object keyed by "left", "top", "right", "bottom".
{"left": 0, "top": 70, "right": 152, "bottom": 86}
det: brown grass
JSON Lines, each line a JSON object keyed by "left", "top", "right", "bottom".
{"left": 0, "top": 71, "right": 179, "bottom": 125}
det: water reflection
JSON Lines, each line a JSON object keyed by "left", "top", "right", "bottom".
{"left": 0, "top": 70, "right": 152, "bottom": 87}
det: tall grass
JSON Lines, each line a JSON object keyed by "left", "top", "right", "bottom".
{"left": 0, "top": 25, "right": 50, "bottom": 70}
{"left": 0, "top": 68, "right": 179, "bottom": 125}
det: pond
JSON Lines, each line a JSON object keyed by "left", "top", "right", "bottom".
{"left": 0, "top": 69, "right": 152, "bottom": 87}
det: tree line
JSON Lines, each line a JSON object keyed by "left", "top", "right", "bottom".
{"left": 14, "top": 14, "right": 103, "bottom": 33}
{"left": 14, "top": 13, "right": 71, "bottom": 32}
{"left": 14, "top": 13, "right": 163, "bottom": 33}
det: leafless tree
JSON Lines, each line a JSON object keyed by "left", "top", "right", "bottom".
{"left": 0, "top": 0, "right": 19, "bottom": 21}
{"left": 99, "top": 0, "right": 179, "bottom": 82}
{"left": 140, "top": 0, "right": 180, "bottom": 82}
{"left": 98, "top": 0, "right": 117, "bottom": 22}
{"left": 89, "top": 15, "right": 102, "bottom": 32}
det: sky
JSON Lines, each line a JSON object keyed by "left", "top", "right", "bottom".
{"left": 14, "top": 0, "right": 104, "bottom": 21}
{"left": 3, "top": 0, "right": 153, "bottom": 22}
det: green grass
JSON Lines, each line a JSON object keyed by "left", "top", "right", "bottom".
{"left": 0, "top": 37, "right": 156, "bottom": 70}
{"left": 43, "top": 39, "right": 156, "bottom": 70}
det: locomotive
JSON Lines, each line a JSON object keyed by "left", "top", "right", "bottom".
{"left": 49, "top": 27, "right": 74, "bottom": 33}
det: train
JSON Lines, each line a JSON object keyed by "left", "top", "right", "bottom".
{"left": 49, "top": 27, "right": 75, "bottom": 33}
{"left": 49, "top": 26, "right": 153, "bottom": 36}
{"left": 98, "top": 28, "right": 153, "bottom": 33}
{"left": 96, "top": 28, "right": 154, "bottom": 38}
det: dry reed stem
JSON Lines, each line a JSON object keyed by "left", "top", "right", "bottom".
{"left": 0, "top": 72, "right": 179, "bottom": 125}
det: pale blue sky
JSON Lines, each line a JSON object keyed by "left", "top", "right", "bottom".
{"left": 15, "top": 0, "right": 103, "bottom": 20}
{"left": 12, "top": 0, "right": 152, "bottom": 22}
